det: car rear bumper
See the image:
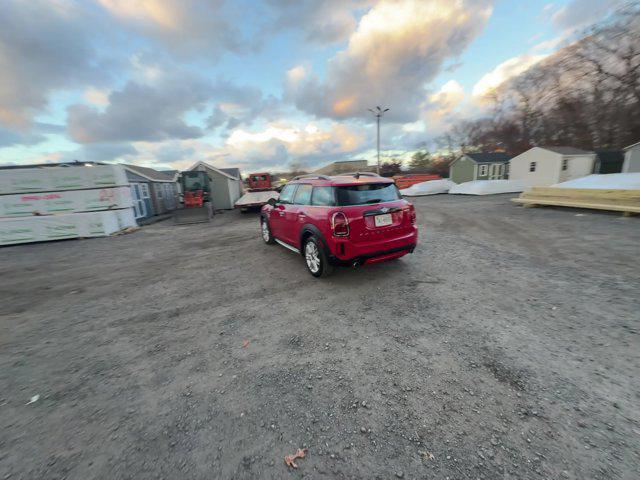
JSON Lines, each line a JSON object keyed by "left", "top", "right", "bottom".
{"left": 329, "top": 233, "right": 417, "bottom": 266}
{"left": 328, "top": 241, "right": 417, "bottom": 267}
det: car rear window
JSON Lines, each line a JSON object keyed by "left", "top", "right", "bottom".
{"left": 336, "top": 183, "right": 400, "bottom": 206}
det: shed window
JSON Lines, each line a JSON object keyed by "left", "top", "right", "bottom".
{"left": 562, "top": 158, "right": 568, "bottom": 170}
{"left": 529, "top": 162, "right": 536, "bottom": 172}
{"left": 479, "top": 164, "right": 488, "bottom": 176}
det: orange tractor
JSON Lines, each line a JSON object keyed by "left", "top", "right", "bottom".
{"left": 174, "top": 171, "right": 213, "bottom": 224}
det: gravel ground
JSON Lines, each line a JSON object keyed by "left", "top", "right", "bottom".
{"left": 1, "top": 194, "right": 639, "bottom": 480}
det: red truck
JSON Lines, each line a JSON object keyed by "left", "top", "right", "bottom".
{"left": 235, "top": 172, "right": 280, "bottom": 212}
{"left": 246, "top": 172, "right": 273, "bottom": 191}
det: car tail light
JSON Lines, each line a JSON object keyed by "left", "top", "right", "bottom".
{"left": 331, "top": 212, "right": 349, "bottom": 237}
{"left": 405, "top": 205, "right": 416, "bottom": 224}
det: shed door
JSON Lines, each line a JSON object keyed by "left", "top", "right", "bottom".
{"left": 489, "top": 164, "right": 501, "bottom": 179}
{"left": 131, "top": 183, "right": 148, "bottom": 219}
{"left": 164, "top": 184, "right": 176, "bottom": 210}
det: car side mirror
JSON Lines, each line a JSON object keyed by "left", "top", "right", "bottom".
{"left": 267, "top": 197, "right": 278, "bottom": 207}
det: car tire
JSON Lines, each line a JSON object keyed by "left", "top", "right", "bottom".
{"left": 261, "top": 217, "right": 275, "bottom": 244}
{"left": 303, "top": 235, "right": 334, "bottom": 278}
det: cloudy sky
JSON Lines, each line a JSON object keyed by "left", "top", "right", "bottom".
{"left": 0, "top": 0, "right": 621, "bottom": 172}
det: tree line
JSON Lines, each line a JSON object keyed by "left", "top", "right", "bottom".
{"left": 381, "top": 2, "right": 640, "bottom": 178}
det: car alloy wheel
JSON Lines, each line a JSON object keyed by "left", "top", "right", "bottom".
{"left": 305, "top": 240, "right": 321, "bottom": 274}
{"left": 261, "top": 218, "right": 275, "bottom": 244}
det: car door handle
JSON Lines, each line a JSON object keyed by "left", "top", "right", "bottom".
{"left": 279, "top": 211, "right": 285, "bottom": 217}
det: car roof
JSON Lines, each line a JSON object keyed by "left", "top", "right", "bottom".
{"left": 288, "top": 173, "right": 394, "bottom": 187}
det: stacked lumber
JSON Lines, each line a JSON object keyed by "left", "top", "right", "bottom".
{"left": 0, "top": 165, "right": 138, "bottom": 246}
{"left": 512, "top": 187, "right": 640, "bottom": 216}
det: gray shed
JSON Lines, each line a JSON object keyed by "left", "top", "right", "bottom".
{"left": 187, "top": 162, "right": 243, "bottom": 210}
{"left": 123, "top": 165, "right": 179, "bottom": 217}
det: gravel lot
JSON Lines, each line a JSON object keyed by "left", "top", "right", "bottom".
{"left": 1, "top": 194, "right": 639, "bottom": 480}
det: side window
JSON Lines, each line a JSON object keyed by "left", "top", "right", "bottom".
{"left": 529, "top": 161, "right": 536, "bottom": 172}
{"left": 479, "top": 164, "right": 488, "bottom": 176}
{"left": 312, "top": 186, "right": 335, "bottom": 206}
{"left": 278, "top": 184, "right": 297, "bottom": 204}
{"left": 293, "top": 184, "right": 313, "bottom": 205}
{"left": 562, "top": 158, "right": 568, "bottom": 171}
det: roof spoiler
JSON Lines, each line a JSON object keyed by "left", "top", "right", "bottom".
{"left": 338, "top": 172, "right": 381, "bottom": 179}
{"left": 291, "top": 174, "right": 331, "bottom": 181}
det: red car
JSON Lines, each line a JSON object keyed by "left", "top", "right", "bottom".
{"left": 260, "top": 172, "right": 418, "bottom": 277}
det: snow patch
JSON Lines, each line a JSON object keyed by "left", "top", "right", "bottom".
{"left": 553, "top": 173, "right": 640, "bottom": 190}
{"left": 449, "top": 180, "right": 526, "bottom": 195}
{"left": 399, "top": 179, "right": 455, "bottom": 196}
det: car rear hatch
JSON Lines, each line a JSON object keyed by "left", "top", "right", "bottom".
{"left": 343, "top": 200, "right": 413, "bottom": 244}
{"left": 333, "top": 182, "right": 415, "bottom": 247}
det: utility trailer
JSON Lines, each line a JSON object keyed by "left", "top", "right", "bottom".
{"left": 235, "top": 190, "right": 279, "bottom": 212}
{"left": 234, "top": 172, "right": 280, "bottom": 212}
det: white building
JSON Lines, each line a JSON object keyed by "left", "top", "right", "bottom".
{"left": 187, "top": 161, "right": 243, "bottom": 210}
{"left": 509, "top": 147, "right": 596, "bottom": 187}
{"left": 622, "top": 141, "right": 640, "bottom": 173}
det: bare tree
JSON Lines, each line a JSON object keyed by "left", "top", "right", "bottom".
{"left": 436, "top": 2, "right": 640, "bottom": 154}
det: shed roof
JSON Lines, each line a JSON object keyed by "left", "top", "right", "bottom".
{"left": 538, "top": 146, "right": 594, "bottom": 155}
{"left": 160, "top": 169, "right": 179, "bottom": 180}
{"left": 123, "top": 164, "right": 175, "bottom": 182}
{"left": 464, "top": 152, "right": 512, "bottom": 164}
{"left": 219, "top": 167, "right": 241, "bottom": 179}
{"left": 187, "top": 161, "right": 238, "bottom": 180}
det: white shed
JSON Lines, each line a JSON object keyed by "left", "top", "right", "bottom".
{"left": 509, "top": 147, "right": 596, "bottom": 187}
{"left": 187, "top": 161, "right": 243, "bottom": 210}
{"left": 622, "top": 141, "right": 640, "bottom": 173}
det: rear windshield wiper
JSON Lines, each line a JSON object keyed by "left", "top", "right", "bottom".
{"left": 364, "top": 198, "right": 383, "bottom": 204}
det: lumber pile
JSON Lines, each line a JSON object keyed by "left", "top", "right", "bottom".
{"left": 512, "top": 187, "right": 640, "bottom": 216}
{"left": 1, "top": 165, "right": 138, "bottom": 246}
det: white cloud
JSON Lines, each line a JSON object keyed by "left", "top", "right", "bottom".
{"left": 67, "top": 74, "right": 211, "bottom": 143}
{"left": 0, "top": 0, "right": 104, "bottom": 128}
{"left": 428, "top": 80, "right": 465, "bottom": 111}
{"left": 266, "top": 0, "right": 371, "bottom": 44}
{"left": 551, "top": 0, "right": 621, "bottom": 33}
{"left": 472, "top": 54, "right": 548, "bottom": 98}
{"left": 286, "top": 0, "right": 494, "bottom": 122}
{"left": 414, "top": 80, "right": 467, "bottom": 134}
{"left": 97, "top": 0, "right": 248, "bottom": 56}
{"left": 286, "top": 66, "right": 307, "bottom": 87}
{"left": 84, "top": 88, "right": 110, "bottom": 107}
{"left": 224, "top": 121, "right": 366, "bottom": 168}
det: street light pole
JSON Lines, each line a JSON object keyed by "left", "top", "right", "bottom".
{"left": 368, "top": 106, "right": 389, "bottom": 175}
